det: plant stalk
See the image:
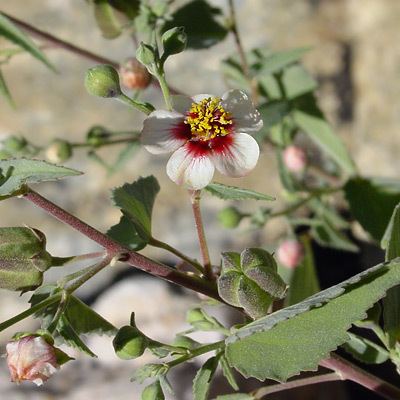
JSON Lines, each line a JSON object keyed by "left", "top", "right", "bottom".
{"left": 190, "top": 190, "right": 213, "bottom": 280}
{"left": 23, "top": 189, "right": 220, "bottom": 300}
{"left": 320, "top": 353, "right": 400, "bottom": 400}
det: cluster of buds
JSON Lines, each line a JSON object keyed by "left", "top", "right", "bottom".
{"left": 276, "top": 239, "right": 304, "bottom": 269}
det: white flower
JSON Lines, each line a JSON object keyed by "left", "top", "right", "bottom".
{"left": 141, "top": 90, "right": 263, "bottom": 189}
{"left": 6, "top": 336, "right": 59, "bottom": 386}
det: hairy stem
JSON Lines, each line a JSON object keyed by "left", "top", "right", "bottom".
{"left": 190, "top": 190, "right": 213, "bottom": 280}
{"left": 320, "top": 353, "right": 400, "bottom": 400}
{"left": 166, "top": 340, "right": 224, "bottom": 368}
{"left": 156, "top": 71, "right": 173, "bottom": 110}
{"left": 252, "top": 372, "right": 341, "bottom": 398}
{"left": 1, "top": 12, "right": 119, "bottom": 68}
{"left": 23, "top": 189, "right": 220, "bottom": 300}
{"left": 149, "top": 237, "right": 204, "bottom": 274}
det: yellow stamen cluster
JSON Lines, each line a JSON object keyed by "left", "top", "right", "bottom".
{"left": 184, "top": 97, "right": 233, "bottom": 141}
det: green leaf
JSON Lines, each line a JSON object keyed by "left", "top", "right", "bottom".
{"left": 256, "top": 47, "right": 310, "bottom": 76}
{"left": 111, "top": 176, "right": 160, "bottom": 241}
{"left": 342, "top": 333, "right": 389, "bottom": 365}
{"left": 0, "top": 158, "right": 81, "bottom": 199}
{"left": 187, "top": 308, "right": 227, "bottom": 333}
{"left": 142, "top": 380, "right": 165, "bottom": 400}
{"left": 193, "top": 355, "right": 220, "bottom": 400}
{"left": 311, "top": 218, "right": 358, "bottom": 253}
{"left": 257, "top": 101, "right": 291, "bottom": 130}
{"left": 221, "top": 58, "right": 248, "bottom": 90}
{"left": 381, "top": 203, "right": 400, "bottom": 347}
{"left": 107, "top": 214, "right": 147, "bottom": 250}
{"left": 162, "top": 0, "right": 228, "bottom": 49}
{"left": 132, "top": 363, "right": 169, "bottom": 383}
{"left": 93, "top": 0, "right": 122, "bottom": 39}
{"left": 281, "top": 65, "right": 317, "bottom": 99}
{"left": 57, "top": 315, "right": 97, "bottom": 357}
{"left": 225, "top": 258, "right": 400, "bottom": 382}
{"left": 293, "top": 110, "right": 356, "bottom": 175}
{"left": 344, "top": 177, "right": 400, "bottom": 242}
{"left": 62, "top": 296, "right": 116, "bottom": 336}
{"left": 205, "top": 183, "right": 275, "bottom": 202}
{"left": 0, "top": 13, "right": 55, "bottom": 71}
{"left": 284, "top": 236, "right": 320, "bottom": 306}
{"left": 0, "top": 69, "right": 14, "bottom": 107}
{"left": 220, "top": 354, "right": 239, "bottom": 391}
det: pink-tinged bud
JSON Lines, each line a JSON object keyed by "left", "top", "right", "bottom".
{"left": 276, "top": 240, "right": 304, "bottom": 269}
{"left": 283, "top": 146, "right": 307, "bottom": 173}
{"left": 119, "top": 58, "right": 152, "bottom": 90}
{"left": 6, "top": 336, "right": 59, "bottom": 386}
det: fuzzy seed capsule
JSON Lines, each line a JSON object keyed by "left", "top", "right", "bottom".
{"left": 283, "top": 145, "right": 307, "bottom": 173}
{"left": 276, "top": 239, "right": 304, "bottom": 269}
{"left": 120, "top": 58, "right": 152, "bottom": 90}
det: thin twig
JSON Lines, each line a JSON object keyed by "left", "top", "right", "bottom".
{"left": 252, "top": 372, "right": 341, "bottom": 398}
{"left": 1, "top": 12, "right": 119, "bottom": 68}
{"left": 227, "top": 0, "right": 258, "bottom": 102}
{"left": 189, "top": 190, "right": 213, "bottom": 280}
{"left": 320, "top": 354, "right": 400, "bottom": 400}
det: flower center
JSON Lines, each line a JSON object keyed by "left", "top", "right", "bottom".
{"left": 184, "top": 97, "right": 233, "bottom": 141}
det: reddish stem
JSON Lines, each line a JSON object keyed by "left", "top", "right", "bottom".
{"left": 23, "top": 189, "right": 219, "bottom": 300}
{"left": 190, "top": 190, "right": 213, "bottom": 280}
{"left": 320, "top": 354, "right": 400, "bottom": 400}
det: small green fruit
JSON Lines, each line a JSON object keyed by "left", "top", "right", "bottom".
{"left": 113, "top": 325, "right": 148, "bottom": 360}
{"left": 3, "top": 136, "right": 28, "bottom": 153}
{"left": 45, "top": 139, "right": 72, "bottom": 163}
{"left": 85, "top": 65, "right": 122, "bottom": 98}
{"left": 136, "top": 42, "right": 156, "bottom": 68}
{"left": 218, "top": 206, "right": 242, "bottom": 229}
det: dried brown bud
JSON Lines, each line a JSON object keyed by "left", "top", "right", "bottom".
{"left": 119, "top": 58, "right": 152, "bottom": 90}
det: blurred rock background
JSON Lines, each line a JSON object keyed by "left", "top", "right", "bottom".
{"left": 0, "top": 0, "right": 399, "bottom": 398}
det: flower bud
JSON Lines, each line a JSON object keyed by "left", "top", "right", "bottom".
{"left": 45, "top": 139, "right": 72, "bottom": 164}
{"left": 0, "top": 227, "right": 53, "bottom": 292}
{"left": 113, "top": 325, "right": 148, "bottom": 360}
{"left": 6, "top": 336, "right": 59, "bottom": 386}
{"left": 161, "top": 27, "right": 187, "bottom": 58}
{"left": 218, "top": 206, "right": 243, "bottom": 229}
{"left": 85, "top": 65, "right": 122, "bottom": 98}
{"left": 276, "top": 239, "right": 304, "bottom": 269}
{"left": 283, "top": 145, "right": 307, "bottom": 173}
{"left": 136, "top": 42, "right": 156, "bottom": 68}
{"left": 119, "top": 58, "right": 152, "bottom": 90}
{"left": 3, "top": 136, "right": 28, "bottom": 153}
{"left": 141, "top": 381, "right": 164, "bottom": 400}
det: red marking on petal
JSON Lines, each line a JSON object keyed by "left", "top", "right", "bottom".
{"left": 186, "top": 140, "right": 212, "bottom": 157}
{"left": 209, "top": 134, "right": 234, "bottom": 155}
{"left": 172, "top": 122, "right": 191, "bottom": 140}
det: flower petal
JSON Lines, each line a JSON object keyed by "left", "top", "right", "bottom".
{"left": 166, "top": 144, "right": 215, "bottom": 190}
{"left": 221, "top": 89, "right": 263, "bottom": 133}
{"left": 192, "top": 93, "right": 214, "bottom": 103}
{"left": 172, "top": 95, "right": 193, "bottom": 114}
{"left": 212, "top": 132, "right": 260, "bottom": 177}
{"left": 141, "top": 110, "right": 188, "bottom": 154}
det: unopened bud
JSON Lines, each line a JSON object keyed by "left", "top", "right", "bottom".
{"left": 218, "top": 206, "right": 243, "bottom": 229}
{"left": 119, "top": 58, "right": 152, "bottom": 90}
{"left": 85, "top": 65, "right": 122, "bottom": 98}
{"left": 142, "top": 381, "right": 164, "bottom": 400}
{"left": 283, "top": 146, "right": 307, "bottom": 173}
{"left": 161, "top": 27, "right": 187, "bottom": 58}
{"left": 6, "top": 336, "right": 59, "bottom": 386}
{"left": 276, "top": 239, "right": 304, "bottom": 269}
{"left": 45, "top": 139, "right": 72, "bottom": 164}
{"left": 3, "top": 136, "right": 28, "bottom": 153}
{"left": 113, "top": 325, "right": 148, "bottom": 360}
{"left": 136, "top": 43, "right": 156, "bottom": 69}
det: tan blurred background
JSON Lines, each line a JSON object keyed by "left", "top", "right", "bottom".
{"left": 0, "top": 0, "right": 399, "bottom": 398}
